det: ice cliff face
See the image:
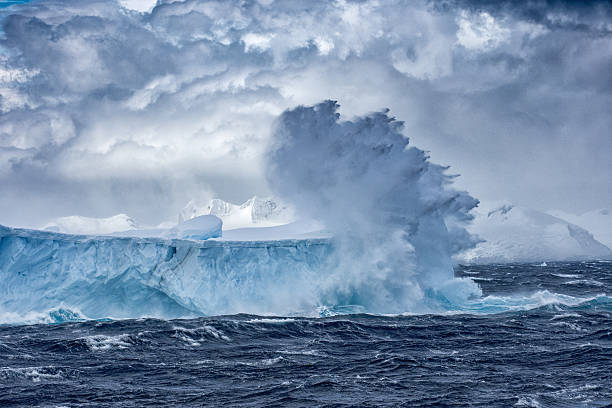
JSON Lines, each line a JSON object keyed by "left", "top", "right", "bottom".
{"left": 458, "top": 204, "right": 612, "bottom": 264}
{"left": 0, "top": 225, "right": 331, "bottom": 321}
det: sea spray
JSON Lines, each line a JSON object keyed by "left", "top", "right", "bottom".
{"left": 266, "top": 101, "right": 481, "bottom": 312}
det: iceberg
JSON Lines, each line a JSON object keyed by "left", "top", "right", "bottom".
{"left": 0, "top": 224, "right": 331, "bottom": 321}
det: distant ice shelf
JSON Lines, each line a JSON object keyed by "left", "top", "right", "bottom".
{"left": 457, "top": 204, "right": 612, "bottom": 264}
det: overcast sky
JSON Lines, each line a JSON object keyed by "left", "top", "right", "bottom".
{"left": 0, "top": 0, "right": 610, "bottom": 227}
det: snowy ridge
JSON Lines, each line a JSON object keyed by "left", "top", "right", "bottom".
{"left": 458, "top": 204, "right": 612, "bottom": 264}
{"left": 548, "top": 208, "right": 612, "bottom": 249}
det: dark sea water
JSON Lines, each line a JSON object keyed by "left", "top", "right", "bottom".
{"left": 1, "top": 261, "right": 611, "bottom": 407}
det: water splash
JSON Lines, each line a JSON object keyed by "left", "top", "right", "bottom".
{"left": 266, "top": 101, "right": 481, "bottom": 313}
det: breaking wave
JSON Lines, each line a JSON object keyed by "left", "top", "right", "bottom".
{"left": 266, "top": 101, "right": 481, "bottom": 313}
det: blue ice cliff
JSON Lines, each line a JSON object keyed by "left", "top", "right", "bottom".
{"left": 0, "top": 225, "right": 331, "bottom": 320}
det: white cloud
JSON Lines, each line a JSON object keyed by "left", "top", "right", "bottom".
{"left": 242, "top": 32, "right": 274, "bottom": 52}
{"left": 456, "top": 11, "right": 510, "bottom": 51}
{"left": 119, "top": 0, "right": 157, "bottom": 13}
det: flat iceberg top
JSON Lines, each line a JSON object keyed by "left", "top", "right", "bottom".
{"left": 42, "top": 213, "right": 138, "bottom": 235}
{"left": 0, "top": 224, "right": 330, "bottom": 248}
{"left": 220, "top": 220, "right": 330, "bottom": 241}
{"left": 112, "top": 215, "right": 222, "bottom": 241}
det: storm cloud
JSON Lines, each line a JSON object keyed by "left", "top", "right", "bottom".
{"left": 0, "top": 0, "right": 610, "bottom": 227}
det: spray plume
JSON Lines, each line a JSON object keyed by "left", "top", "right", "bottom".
{"left": 266, "top": 101, "right": 481, "bottom": 312}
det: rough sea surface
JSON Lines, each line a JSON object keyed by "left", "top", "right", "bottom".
{"left": 1, "top": 261, "right": 611, "bottom": 407}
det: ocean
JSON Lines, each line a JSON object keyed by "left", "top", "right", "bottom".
{"left": 1, "top": 261, "right": 611, "bottom": 407}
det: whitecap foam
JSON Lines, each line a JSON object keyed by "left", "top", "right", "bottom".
{"left": 171, "top": 327, "right": 202, "bottom": 346}
{"left": 550, "top": 322, "right": 586, "bottom": 332}
{"left": 277, "top": 349, "right": 324, "bottom": 357}
{"left": 563, "top": 279, "right": 604, "bottom": 286}
{"left": 83, "top": 334, "right": 133, "bottom": 351}
{"left": 200, "top": 325, "right": 231, "bottom": 341}
{"left": 246, "top": 318, "right": 296, "bottom": 324}
{"left": 514, "top": 396, "right": 542, "bottom": 407}
{"left": 171, "top": 325, "right": 230, "bottom": 345}
{"left": 238, "top": 357, "right": 284, "bottom": 367}
{"left": 447, "top": 291, "right": 607, "bottom": 314}
{"left": 550, "top": 313, "right": 581, "bottom": 320}
{"left": 0, "top": 366, "right": 67, "bottom": 383}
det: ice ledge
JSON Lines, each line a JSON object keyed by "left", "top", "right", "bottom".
{"left": 0, "top": 224, "right": 332, "bottom": 248}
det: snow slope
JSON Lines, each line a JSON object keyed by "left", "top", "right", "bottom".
{"left": 548, "top": 208, "right": 612, "bottom": 249}
{"left": 221, "top": 220, "right": 329, "bottom": 241}
{"left": 42, "top": 214, "right": 138, "bottom": 235}
{"left": 111, "top": 215, "right": 222, "bottom": 241}
{"left": 42, "top": 213, "right": 222, "bottom": 241}
{"left": 458, "top": 204, "right": 611, "bottom": 264}
{"left": 178, "top": 196, "right": 294, "bottom": 230}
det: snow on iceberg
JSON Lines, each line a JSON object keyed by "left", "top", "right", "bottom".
{"left": 170, "top": 215, "right": 223, "bottom": 240}
{"left": 221, "top": 219, "right": 329, "bottom": 241}
{"left": 457, "top": 204, "right": 612, "bottom": 264}
{"left": 178, "top": 196, "right": 294, "bottom": 230}
{"left": 112, "top": 215, "right": 222, "bottom": 241}
{"left": 42, "top": 214, "right": 138, "bottom": 235}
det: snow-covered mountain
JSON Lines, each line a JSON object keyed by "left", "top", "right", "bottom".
{"left": 548, "top": 208, "right": 612, "bottom": 249}
{"left": 42, "top": 214, "right": 138, "bottom": 235}
{"left": 178, "top": 196, "right": 294, "bottom": 230}
{"left": 457, "top": 204, "right": 612, "bottom": 264}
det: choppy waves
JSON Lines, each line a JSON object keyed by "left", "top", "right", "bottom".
{"left": 1, "top": 261, "right": 610, "bottom": 326}
{"left": 1, "top": 298, "right": 611, "bottom": 406}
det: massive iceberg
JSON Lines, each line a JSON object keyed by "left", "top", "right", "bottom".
{"left": 0, "top": 225, "right": 331, "bottom": 320}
